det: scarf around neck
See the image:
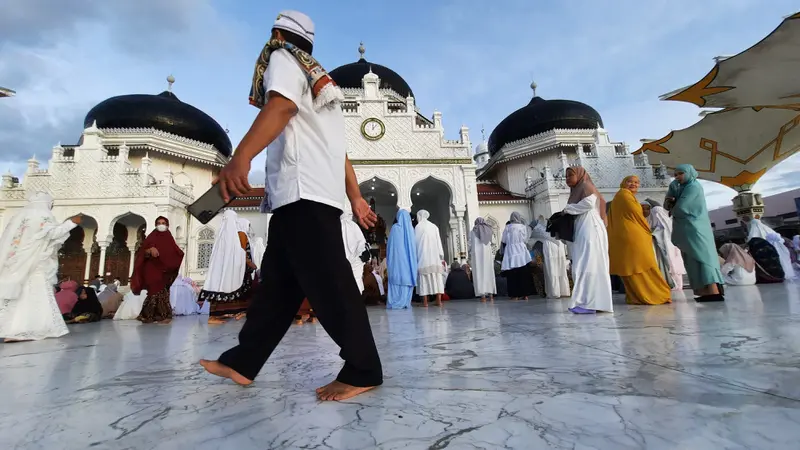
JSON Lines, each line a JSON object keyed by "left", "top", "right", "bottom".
{"left": 249, "top": 38, "right": 343, "bottom": 111}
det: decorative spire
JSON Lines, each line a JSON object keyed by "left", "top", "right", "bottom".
{"left": 530, "top": 81, "right": 538, "bottom": 97}
{"left": 481, "top": 125, "right": 486, "bottom": 142}
{"left": 358, "top": 41, "right": 365, "bottom": 59}
{"left": 167, "top": 74, "right": 175, "bottom": 92}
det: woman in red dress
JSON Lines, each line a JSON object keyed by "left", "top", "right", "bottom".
{"left": 130, "top": 217, "right": 184, "bottom": 324}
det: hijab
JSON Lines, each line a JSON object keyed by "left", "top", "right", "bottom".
{"left": 72, "top": 285, "right": 104, "bottom": 317}
{"left": 129, "top": 217, "right": 185, "bottom": 295}
{"left": 55, "top": 280, "right": 80, "bottom": 314}
{"left": 203, "top": 210, "right": 247, "bottom": 293}
{"left": 387, "top": 209, "right": 417, "bottom": 287}
{"left": 415, "top": 210, "right": 445, "bottom": 272}
{"left": 472, "top": 217, "right": 493, "bottom": 245}
{"left": 668, "top": 163, "right": 698, "bottom": 200}
{"left": 719, "top": 243, "right": 756, "bottom": 273}
{"left": 0, "top": 192, "right": 71, "bottom": 300}
{"left": 647, "top": 206, "right": 673, "bottom": 234}
{"left": 509, "top": 212, "right": 525, "bottom": 224}
{"left": 566, "top": 167, "right": 607, "bottom": 222}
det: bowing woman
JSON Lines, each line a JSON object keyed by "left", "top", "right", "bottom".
{"left": 562, "top": 167, "right": 613, "bottom": 314}
{"left": 608, "top": 176, "right": 672, "bottom": 305}
{"left": 130, "top": 217, "right": 185, "bottom": 324}
{"left": 665, "top": 164, "right": 724, "bottom": 302}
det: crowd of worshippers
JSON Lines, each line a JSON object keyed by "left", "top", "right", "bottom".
{"left": 3, "top": 164, "right": 800, "bottom": 342}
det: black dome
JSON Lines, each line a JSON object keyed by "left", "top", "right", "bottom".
{"left": 329, "top": 57, "right": 414, "bottom": 99}
{"left": 84, "top": 90, "right": 233, "bottom": 157}
{"left": 488, "top": 96, "right": 603, "bottom": 156}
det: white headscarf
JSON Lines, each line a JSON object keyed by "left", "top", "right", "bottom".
{"left": 647, "top": 206, "right": 673, "bottom": 235}
{"left": 203, "top": 210, "right": 246, "bottom": 292}
{"left": 0, "top": 192, "right": 74, "bottom": 300}
{"left": 251, "top": 237, "right": 266, "bottom": 268}
{"left": 747, "top": 219, "right": 780, "bottom": 242}
{"left": 341, "top": 210, "right": 367, "bottom": 293}
{"left": 415, "top": 210, "right": 445, "bottom": 275}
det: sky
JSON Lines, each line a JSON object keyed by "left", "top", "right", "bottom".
{"left": 1, "top": 0, "right": 798, "bottom": 210}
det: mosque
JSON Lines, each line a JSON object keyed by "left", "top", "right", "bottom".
{"left": 0, "top": 44, "right": 666, "bottom": 285}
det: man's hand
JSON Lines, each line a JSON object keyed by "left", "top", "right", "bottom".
{"left": 351, "top": 197, "right": 377, "bottom": 229}
{"left": 148, "top": 247, "right": 160, "bottom": 258}
{"left": 214, "top": 155, "right": 252, "bottom": 203}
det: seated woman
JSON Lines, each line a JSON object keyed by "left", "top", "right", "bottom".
{"left": 746, "top": 237, "right": 785, "bottom": 283}
{"left": 361, "top": 264, "right": 384, "bottom": 306}
{"left": 718, "top": 243, "right": 756, "bottom": 286}
{"left": 97, "top": 283, "right": 124, "bottom": 318}
{"left": 65, "top": 286, "right": 103, "bottom": 323}
{"left": 444, "top": 262, "right": 475, "bottom": 300}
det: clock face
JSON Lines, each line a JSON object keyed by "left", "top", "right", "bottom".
{"left": 361, "top": 118, "right": 385, "bottom": 141}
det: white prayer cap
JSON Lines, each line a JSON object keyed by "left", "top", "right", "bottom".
{"left": 273, "top": 10, "right": 315, "bottom": 45}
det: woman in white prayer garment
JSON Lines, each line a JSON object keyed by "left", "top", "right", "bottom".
{"left": 468, "top": 217, "right": 497, "bottom": 302}
{"left": 341, "top": 207, "right": 368, "bottom": 294}
{"left": 747, "top": 218, "right": 797, "bottom": 280}
{"left": 0, "top": 192, "right": 80, "bottom": 342}
{"left": 562, "top": 167, "right": 613, "bottom": 314}
{"left": 501, "top": 212, "right": 534, "bottom": 300}
{"left": 414, "top": 210, "right": 446, "bottom": 307}
{"left": 529, "top": 220, "right": 571, "bottom": 298}
{"left": 718, "top": 243, "right": 757, "bottom": 286}
{"left": 645, "top": 202, "right": 687, "bottom": 291}
{"left": 199, "top": 210, "right": 249, "bottom": 324}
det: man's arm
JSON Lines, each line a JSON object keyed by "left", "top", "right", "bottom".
{"left": 345, "top": 156, "right": 378, "bottom": 229}
{"left": 236, "top": 93, "right": 297, "bottom": 161}
{"left": 216, "top": 92, "right": 297, "bottom": 201}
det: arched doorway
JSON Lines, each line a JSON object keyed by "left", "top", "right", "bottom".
{"left": 360, "top": 177, "right": 399, "bottom": 260}
{"left": 106, "top": 213, "right": 147, "bottom": 285}
{"left": 411, "top": 177, "right": 453, "bottom": 262}
{"left": 57, "top": 214, "right": 98, "bottom": 284}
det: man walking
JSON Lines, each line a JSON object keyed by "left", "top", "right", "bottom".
{"left": 200, "top": 10, "right": 383, "bottom": 401}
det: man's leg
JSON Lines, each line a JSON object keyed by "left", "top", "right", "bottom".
{"left": 285, "top": 201, "right": 382, "bottom": 398}
{"left": 201, "top": 209, "right": 305, "bottom": 382}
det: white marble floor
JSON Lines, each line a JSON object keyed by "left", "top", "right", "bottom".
{"left": 3, "top": 284, "right": 800, "bottom": 449}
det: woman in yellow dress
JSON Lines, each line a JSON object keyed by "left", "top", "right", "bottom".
{"left": 608, "top": 175, "right": 672, "bottom": 305}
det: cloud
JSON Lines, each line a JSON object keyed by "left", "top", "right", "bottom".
{"left": 0, "top": 0, "right": 245, "bottom": 168}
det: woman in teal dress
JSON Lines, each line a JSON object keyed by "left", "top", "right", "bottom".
{"left": 665, "top": 164, "right": 724, "bottom": 302}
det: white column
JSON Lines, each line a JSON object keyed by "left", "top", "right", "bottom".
{"left": 448, "top": 219, "right": 459, "bottom": 263}
{"left": 127, "top": 246, "right": 136, "bottom": 278}
{"left": 83, "top": 245, "right": 93, "bottom": 283}
{"left": 97, "top": 241, "right": 109, "bottom": 279}
{"left": 456, "top": 211, "right": 467, "bottom": 261}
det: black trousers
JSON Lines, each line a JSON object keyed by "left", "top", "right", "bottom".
{"left": 218, "top": 200, "right": 383, "bottom": 387}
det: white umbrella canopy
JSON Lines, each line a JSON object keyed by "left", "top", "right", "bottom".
{"left": 633, "top": 105, "right": 800, "bottom": 191}
{"left": 661, "top": 12, "right": 800, "bottom": 108}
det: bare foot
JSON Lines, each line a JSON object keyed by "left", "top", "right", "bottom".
{"left": 436, "top": 300, "right": 443, "bottom": 307}
{"left": 158, "top": 319, "right": 172, "bottom": 325}
{"left": 199, "top": 359, "right": 253, "bottom": 386}
{"left": 422, "top": 302, "right": 429, "bottom": 308}
{"left": 208, "top": 317, "right": 226, "bottom": 325}
{"left": 480, "top": 296, "right": 486, "bottom": 303}
{"left": 315, "top": 380, "right": 377, "bottom": 401}
{"left": 3, "top": 338, "right": 32, "bottom": 343}
{"left": 234, "top": 312, "right": 246, "bottom": 321}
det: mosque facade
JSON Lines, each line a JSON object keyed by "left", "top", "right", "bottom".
{"left": 0, "top": 47, "right": 666, "bottom": 285}
{"left": 473, "top": 83, "right": 671, "bottom": 255}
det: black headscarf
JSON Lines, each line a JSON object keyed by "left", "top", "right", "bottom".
{"left": 72, "top": 286, "right": 104, "bottom": 317}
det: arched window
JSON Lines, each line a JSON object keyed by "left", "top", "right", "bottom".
{"left": 196, "top": 228, "right": 215, "bottom": 269}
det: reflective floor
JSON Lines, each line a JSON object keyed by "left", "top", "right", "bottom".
{"left": 3, "top": 283, "right": 800, "bottom": 449}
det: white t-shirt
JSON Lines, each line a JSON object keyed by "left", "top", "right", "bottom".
{"left": 260, "top": 49, "right": 346, "bottom": 212}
